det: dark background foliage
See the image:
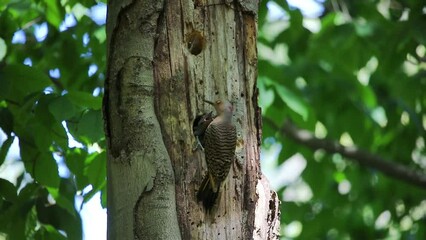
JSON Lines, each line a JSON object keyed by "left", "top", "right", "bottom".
{"left": 258, "top": 0, "right": 426, "bottom": 239}
{"left": 0, "top": 0, "right": 106, "bottom": 238}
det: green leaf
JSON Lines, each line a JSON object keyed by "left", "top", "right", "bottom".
{"left": 93, "top": 26, "right": 106, "bottom": 43}
{"left": 35, "top": 225, "right": 67, "bottom": 240}
{"left": 75, "top": 109, "right": 104, "bottom": 142}
{"left": 258, "top": 78, "right": 275, "bottom": 112}
{"left": 70, "top": 3, "right": 88, "bottom": 20}
{"left": 64, "top": 148, "right": 89, "bottom": 190}
{"left": 50, "top": 178, "right": 77, "bottom": 217}
{"left": 35, "top": 94, "right": 58, "bottom": 125}
{"left": 31, "top": 122, "right": 53, "bottom": 150}
{"left": 0, "top": 107, "right": 13, "bottom": 136}
{"left": 0, "top": 183, "right": 37, "bottom": 239}
{"left": 34, "top": 153, "right": 60, "bottom": 188}
{"left": 354, "top": 21, "right": 375, "bottom": 37}
{"left": 32, "top": 94, "right": 68, "bottom": 149}
{"left": 36, "top": 196, "right": 82, "bottom": 239}
{"left": 51, "top": 120, "right": 68, "bottom": 150}
{"left": 86, "top": 151, "right": 106, "bottom": 190}
{"left": 82, "top": 187, "right": 98, "bottom": 205}
{"left": 100, "top": 184, "right": 107, "bottom": 208}
{"left": 0, "top": 10, "right": 19, "bottom": 40}
{"left": 48, "top": 95, "right": 78, "bottom": 121}
{"left": 0, "top": 178, "right": 17, "bottom": 202}
{"left": 43, "top": 0, "right": 64, "bottom": 28}
{"left": 0, "top": 37, "right": 6, "bottom": 61}
{"left": 333, "top": 171, "right": 347, "bottom": 183}
{"left": 0, "top": 136, "right": 14, "bottom": 167}
{"left": 0, "top": 64, "right": 51, "bottom": 103}
{"left": 274, "top": 84, "right": 309, "bottom": 121}
{"left": 359, "top": 85, "right": 377, "bottom": 109}
{"left": 67, "top": 91, "right": 102, "bottom": 110}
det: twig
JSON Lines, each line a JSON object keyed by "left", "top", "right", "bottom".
{"left": 264, "top": 118, "right": 426, "bottom": 189}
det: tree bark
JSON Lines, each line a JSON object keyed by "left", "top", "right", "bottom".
{"left": 104, "top": 0, "right": 280, "bottom": 239}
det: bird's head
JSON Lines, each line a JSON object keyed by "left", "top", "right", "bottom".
{"left": 204, "top": 99, "right": 234, "bottom": 119}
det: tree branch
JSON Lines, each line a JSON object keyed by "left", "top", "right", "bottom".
{"left": 265, "top": 118, "right": 426, "bottom": 189}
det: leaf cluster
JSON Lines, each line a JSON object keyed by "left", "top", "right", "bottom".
{"left": 0, "top": 0, "right": 106, "bottom": 239}
{"left": 258, "top": 0, "right": 426, "bottom": 239}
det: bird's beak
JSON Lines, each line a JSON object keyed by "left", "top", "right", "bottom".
{"left": 203, "top": 99, "right": 214, "bottom": 105}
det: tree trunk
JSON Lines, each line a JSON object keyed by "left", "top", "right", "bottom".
{"left": 104, "top": 0, "right": 280, "bottom": 239}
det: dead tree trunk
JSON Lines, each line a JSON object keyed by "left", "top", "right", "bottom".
{"left": 104, "top": 0, "right": 280, "bottom": 239}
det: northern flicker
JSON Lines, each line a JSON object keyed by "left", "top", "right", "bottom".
{"left": 197, "top": 99, "right": 237, "bottom": 210}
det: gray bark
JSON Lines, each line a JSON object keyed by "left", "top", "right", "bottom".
{"left": 105, "top": 1, "right": 181, "bottom": 239}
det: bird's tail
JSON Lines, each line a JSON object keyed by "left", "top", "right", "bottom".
{"left": 197, "top": 174, "right": 219, "bottom": 210}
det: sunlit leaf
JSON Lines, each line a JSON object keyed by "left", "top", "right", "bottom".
{"left": 257, "top": 77, "right": 275, "bottom": 112}
{"left": 0, "top": 37, "right": 6, "bottom": 61}
{"left": 274, "top": 84, "right": 308, "bottom": 121}
{"left": 43, "top": 0, "right": 64, "bottom": 28}
{"left": 93, "top": 26, "right": 106, "bottom": 43}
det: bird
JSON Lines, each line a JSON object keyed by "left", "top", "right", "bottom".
{"left": 192, "top": 111, "right": 214, "bottom": 151}
{"left": 197, "top": 99, "right": 237, "bottom": 210}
